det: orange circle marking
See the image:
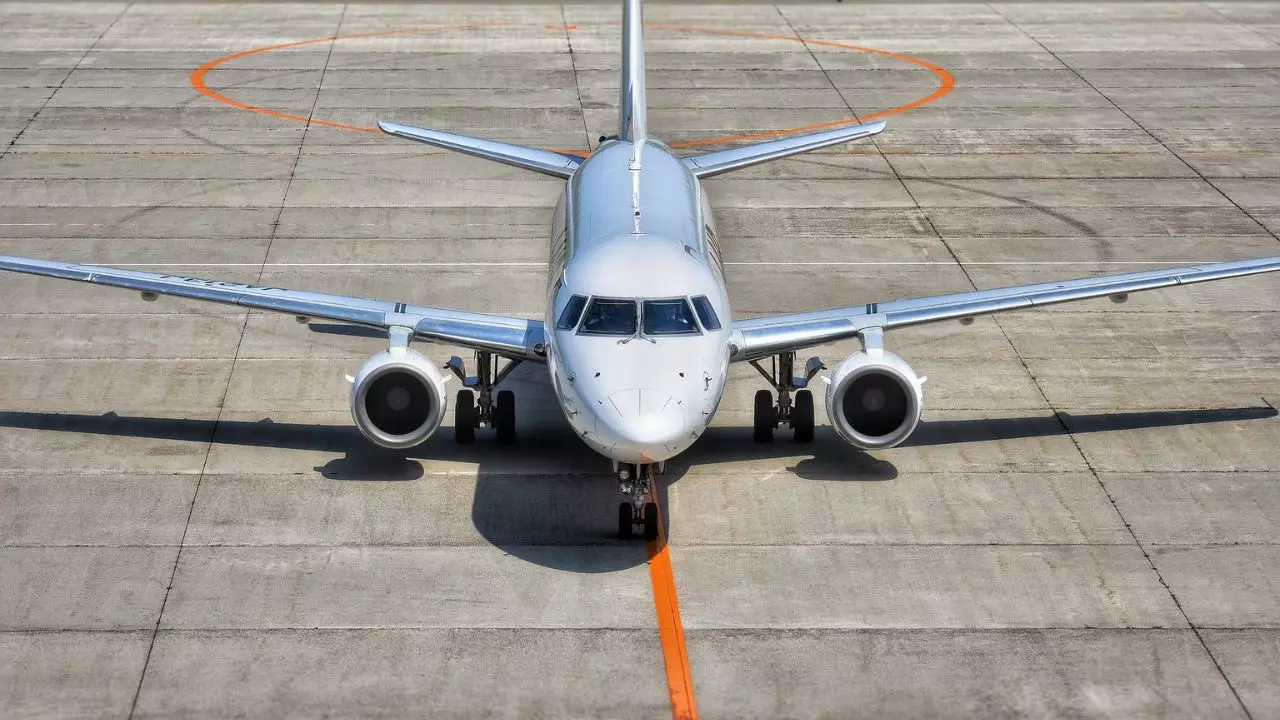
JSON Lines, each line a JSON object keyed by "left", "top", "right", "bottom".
{"left": 190, "top": 23, "right": 953, "bottom": 148}
{"left": 189, "top": 24, "right": 507, "bottom": 134}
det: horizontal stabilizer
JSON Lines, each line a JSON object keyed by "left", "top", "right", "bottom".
{"left": 378, "top": 120, "right": 583, "bottom": 179}
{"left": 682, "top": 120, "right": 886, "bottom": 179}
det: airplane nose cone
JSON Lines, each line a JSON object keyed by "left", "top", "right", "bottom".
{"left": 599, "top": 388, "right": 686, "bottom": 453}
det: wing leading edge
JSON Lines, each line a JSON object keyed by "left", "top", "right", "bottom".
{"left": 729, "top": 257, "right": 1280, "bottom": 361}
{"left": 0, "top": 256, "right": 545, "bottom": 360}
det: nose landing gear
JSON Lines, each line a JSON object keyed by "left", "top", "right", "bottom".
{"left": 750, "top": 351, "right": 823, "bottom": 443}
{"left": 447, "top": 351, "right": 520, "bottom": 445}
{"left": 616, "top": 462, "right": 660, "bottom": 541}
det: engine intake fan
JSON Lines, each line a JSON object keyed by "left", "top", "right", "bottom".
{"left": 826, "top": 349, "right": 924, "bottom": 450}
{"left": 350, "top": 346, "right": 448, "bottom": 449}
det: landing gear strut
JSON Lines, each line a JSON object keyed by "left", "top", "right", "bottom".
{"left": 750, "top": 351, "right": 824, "bottom": 443}
{"left": 616, "top": 462, "right": 659, "bottom": 541}
{"left": 446, "top": 351, "right": 521, "bottom": 445}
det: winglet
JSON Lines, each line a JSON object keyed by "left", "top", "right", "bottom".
{"left": 682, "top": 120, "right": 886, "bottom": 179}
{"left": 377, "top": 120, "right": 583, "bottom": 179}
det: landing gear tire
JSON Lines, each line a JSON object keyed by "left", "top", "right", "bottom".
{"left": 753, "top": 389, "right": 775, "bottom": 443}
{"left": 494, "top": 389, "right": 516, "bottom": 445}
{"left": 642, "top": 502, "right": 659, "bottom": 541}
{"left": 793, "top": 389, "right": 815, "bottom": 443}
{"left": 618, "top": 502, "right": 634, "bottom": 540}
{"left": 455, "top": 389, "right": 476, "bottom": 445}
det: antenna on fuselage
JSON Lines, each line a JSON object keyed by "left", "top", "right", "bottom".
{"left": 619, "top": 0, "right": 647, "bottom": 171}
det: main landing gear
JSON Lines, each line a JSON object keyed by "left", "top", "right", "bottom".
{"left": 616, "top": 462, "right": 659, "bottom": 541}
{"left": 750, "top": 351, "right": 824, "bottom": 443}
{"left": 446, "top": 351, "right": 521, "bottom": 445}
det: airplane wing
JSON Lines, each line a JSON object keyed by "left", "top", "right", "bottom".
{"left": 0, "top": 256, "right": 546, "bottom": 360}
{"left": 728, "top": 257, "right": 1280, "bottom": 362}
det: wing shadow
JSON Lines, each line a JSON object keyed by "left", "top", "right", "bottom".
{"left": 0, "top": 404, "right": 1273, "bottom": 572}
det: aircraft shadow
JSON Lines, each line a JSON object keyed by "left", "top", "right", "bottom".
{"left": 0, "top": 404, "right": 1274, "bottom": 572}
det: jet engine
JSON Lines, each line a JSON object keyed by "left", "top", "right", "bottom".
{"left": 349, "top": 346, "right": 448, "bottom": 449}
{"left": 825, "top": 350, "right": 925, "bottom": 450}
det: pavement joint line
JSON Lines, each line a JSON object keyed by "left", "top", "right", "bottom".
{"left": 1200, "top": 1, "right": 1280, "bottom": 50}
{"left": 0, "top": 3, "right": 131, "bottom": 164}
{"left": 124, "top": 6, "right": 354, "bottom": 716}
{"left": 983, "top": 8, "right": 1261, "bottom": 717}
{"left": 773, "top": 6, "right": 992, "bottom": 311}
{"left": 992, "top": 4, "right": 1280, "bottom": 256}
{"left": 122, "top": 370, "right": 224, "bottom": 720}
{"left": 559, "top": 4, "right": 596, "bottom": 151}
{"left": 261, "top": 5, "right": 350, "bottom": 280}
{"left": 1048, "top": 401, "right": 1260, "bottom": 720}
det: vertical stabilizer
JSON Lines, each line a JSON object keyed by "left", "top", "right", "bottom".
{"left": 619, "top": 0, "right": 647, "bottom": 153}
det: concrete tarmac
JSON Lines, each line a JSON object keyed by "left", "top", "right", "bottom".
{"left": 1, "top": 2, "right": 1278, "bottom": 718}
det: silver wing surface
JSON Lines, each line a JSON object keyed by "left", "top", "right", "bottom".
{"left": 681, "top": 121, "right": 885, "bottom": 179}
{"left": 0, "top": 256, "right": 545, "bottom": 360}
{"left": 729, "top": 257, "right": 1280, "bottom": 361}
{"left": 377, "top": 120, "right": 582, "bottom": 179}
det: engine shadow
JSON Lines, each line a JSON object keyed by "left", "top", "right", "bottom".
{"left": 1, "top": 404, "right": 1274, "bottom": 572}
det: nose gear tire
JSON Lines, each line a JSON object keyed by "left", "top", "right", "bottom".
{"left": 642, "top": 502, "right": 659, "bottom": 541}
{"left": 618, "top": 502, "right": 634, "bottom": 540}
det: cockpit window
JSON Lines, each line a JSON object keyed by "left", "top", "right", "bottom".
{"left": 556, "top": 294, "right": 588, "bottom": 330}
{"left": 579, "top": 298, "right": 638, "bottom": 336}
{"left": 691, "top": 295, "right": 722, "bottom": 331}
{"left": 642, "top": 299, "right": 700, "bottom": 336}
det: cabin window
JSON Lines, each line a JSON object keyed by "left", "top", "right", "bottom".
{"left": 579, "top": 298, "right": 638, "bottom": 336}
{"left": 556, "top": 294, "right": 588, "bottom": 330}
{"left": 691, "top": 295, "right": 722, "bottom": 331}
{"left": 642, "top": 299, "right": 700, "bottom": 336}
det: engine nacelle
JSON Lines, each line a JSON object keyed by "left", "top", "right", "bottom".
{"left": 349, "top": 347, "right": 448, "bottom": 449}
{"left": 825, "top": 350, "right": 925, "bottom": 450}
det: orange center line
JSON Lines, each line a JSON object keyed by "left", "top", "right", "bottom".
{"left": 647, "top": 488, "right": 697, "bottom": 720}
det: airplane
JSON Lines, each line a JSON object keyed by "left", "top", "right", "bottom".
{"left": 2, "top": 0, "right": 1278, "bottom": 541}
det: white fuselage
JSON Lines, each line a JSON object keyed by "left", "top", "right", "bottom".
{"left": 543, "top": 139, "right": 731, "bottom": 463}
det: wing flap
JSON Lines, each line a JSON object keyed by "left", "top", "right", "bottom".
{"left": 378, "top": 120, "right": 582, "bottom": 178}
{"left": 730, "top": 256, "right": 1280, "bottom": 361}
{"left": 0, "top": 255, "right": 545, "bottom": 359}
